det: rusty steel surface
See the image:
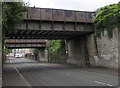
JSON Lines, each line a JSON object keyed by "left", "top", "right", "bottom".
{"left": 22, "top": 7, "right": 95, "bottom": 23}
{"left": 85, "top": 12, "right": 95, "bottom": 22}
{"left": 41, "top": 8, "right": 52, "bottom": 21}
{"left": 7, "top": 8, "right": 95, "bottom": 40}
{"left": 28, "top": 8, "right": 40, "bottom": 20}
{"left": 64, "top": 10, "right": 75, "bottom": 22}
{"left": 75, "top": 12, "right": 86, "bottom": 22}
{"left": 6, "top": 39, "right": 47, "bottom": 44}
{"left": 53, "top": 9, "right": 64, "bottom": 21}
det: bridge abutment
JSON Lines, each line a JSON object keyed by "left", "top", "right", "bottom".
{"left": 38, "top": 48, "right": 47, "bottom": 62}
{"left": 67, "top": 34, "right": 99, "bottom": 67}
{"left": 0, "top": 2, "right": 2, "bottom": 86}
{"left": 67, "top": 36, "right": 87, "bottom": 67}
{"left": 89, "top": 29, "right": 118, "bottom": 69}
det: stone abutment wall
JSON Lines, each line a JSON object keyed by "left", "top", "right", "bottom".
{"left": 90, "top": 28, "right": 118, "bottom": 69}
{"left": 67, "top": 28, "right": 118, "bottom": 69}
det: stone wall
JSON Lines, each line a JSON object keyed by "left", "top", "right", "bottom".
{"left": 87, "top": 28, "right": 118, "bottom": 69}
{"left": 67, "top": 28, "right": 118, "bottom": 69}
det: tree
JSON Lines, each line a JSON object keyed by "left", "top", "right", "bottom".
{"left": 2, "top": 1, "right": 27, "bottom": 38}
{"left": 33, "top": 48, "right": 39, "bottom": 60}
{"left": 94, "top": 2, "right": 120, "bottom": 38}
{"left": 4, "top": 48, "right": 12, "bottom": 54}
{"left": 1, "top": 1, "right": 28, "bottom": 62}
{"left": 47, "top": 40, "right": 66, "bottom": 62}
{"left": 47, "top": 40, "right": 61, "bottom": 54}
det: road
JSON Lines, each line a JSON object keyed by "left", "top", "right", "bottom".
{"left": 3, "top": 57, "right": 118, "bottom": 87}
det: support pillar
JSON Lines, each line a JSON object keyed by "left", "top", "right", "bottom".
{"left": 85, "top": 34, "right": 98, "bottom": 67}
{"left": 58, "top": 40, "right": 67, "bottom": 64}
{"left": 67, "top": 36, "right": 87, "bottom": 67}
{"left": 38, "top": 48, "right": 47, "bottom": 62}
{"left": 0, "top": 2, "right": 2, "bottom": 87}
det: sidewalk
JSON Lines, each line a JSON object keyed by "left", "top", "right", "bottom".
{"left": 65, "top": 64, "right": 118, "bottom": 76}
{"left": 2, "top": 61, "right": 29, "bottom": 86}
{"left": 80, "top": 67, "right": 118, "bottom": 76}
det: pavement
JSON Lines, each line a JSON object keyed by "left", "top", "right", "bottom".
{"left": 2, "top": 57, "right": 119, "bottom": 87}
{"left": 2, "top": 59, "right": 29, "bottom": 86}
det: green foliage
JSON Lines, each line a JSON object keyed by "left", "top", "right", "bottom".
{"left": 0, "top": 3, "right": 2, "bottom": 26}
{"left": 33, "top": 48, "right": 39, "bottom": 55}
{"left": 94, "top": 2, "right": 120, "bottom": 38}
{"left": 47, "top": 40, "right": 62, "bottom": 54}
{"left": 4, "top": 48, "right": 12, "bottom": 54}
{"left": 47, "top": 40, "right": 66, "bottom": 62}
{"left": 2, "top": 1, "right": 27, "bottom": 37}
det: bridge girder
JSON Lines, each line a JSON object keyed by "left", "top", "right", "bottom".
{"left": 6, "top": 7, "right": 95, "bottom": 39}
{"left": 5, "top": 39, "right": 47, "bottom": 48}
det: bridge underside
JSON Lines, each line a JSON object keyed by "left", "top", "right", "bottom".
{"left": 6, "top": 30, "right": 93, "bottom": 39}
{"left": 6, "top": 21, "right": 94, "bottom": 39}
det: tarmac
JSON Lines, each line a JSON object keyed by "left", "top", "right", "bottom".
{"left": 2, "top": 58, "right": 119, "bottom": 87}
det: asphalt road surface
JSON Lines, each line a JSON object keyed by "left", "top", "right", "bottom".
{"left": 3, "top": 57, "right": 118, "bottom": 87}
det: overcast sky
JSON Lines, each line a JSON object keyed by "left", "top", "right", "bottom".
{"left": 24, "top": 0, "right": 119, "bottom": 11}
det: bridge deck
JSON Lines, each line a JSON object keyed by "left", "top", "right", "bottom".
{"left": 6, "top": 7, "right": 95, "bottom": 39}
{"left": 23, "top": 7, "right": 95, "bottom": 23}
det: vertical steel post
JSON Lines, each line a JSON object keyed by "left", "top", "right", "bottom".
{"left": 0, "top": 1, "right": 2, "bottom": 87}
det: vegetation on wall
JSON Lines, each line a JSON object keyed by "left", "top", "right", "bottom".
{"left": 94, "top": 2, "right": 120, "bottom": 38}
{"left": 0, "top": 3, "right": 2, "bottom": 26}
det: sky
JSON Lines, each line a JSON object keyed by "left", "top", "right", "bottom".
{"left": 24, "top": 0, "right": 119, "bottom": 11}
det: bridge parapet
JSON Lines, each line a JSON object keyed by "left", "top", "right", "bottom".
{"left": 22, "top": 7, "right": 95, "bottom": 23}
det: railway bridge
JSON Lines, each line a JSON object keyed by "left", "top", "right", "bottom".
{"left": 5, "top": 39, "right": 47, "bottom": 61}
{"left": 5, "top": 39, "right": 47, "bottom": 48}
{"left": 6, "top": 7, "right": 95, "bottom": 39}
{"left": 5, "top": 7, "right": 97, "bottom": 67}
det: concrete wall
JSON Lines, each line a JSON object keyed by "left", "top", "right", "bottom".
{"left": 0, "top": 18, "right": 2, "bottom": 88}
{"left": 118, "top": 29, "right": 120, "bottom": 69}
{"left": 87, "top": 28, "right": 118, "bottom": 69}
{"left": 67, "top": 37, "right": 87, "bottom": 67}
{"left": 0, "top": 2, "right": 2, "bottom": 86}
{"left": 38, "top": 48, "right": 48, "bottom": 62}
